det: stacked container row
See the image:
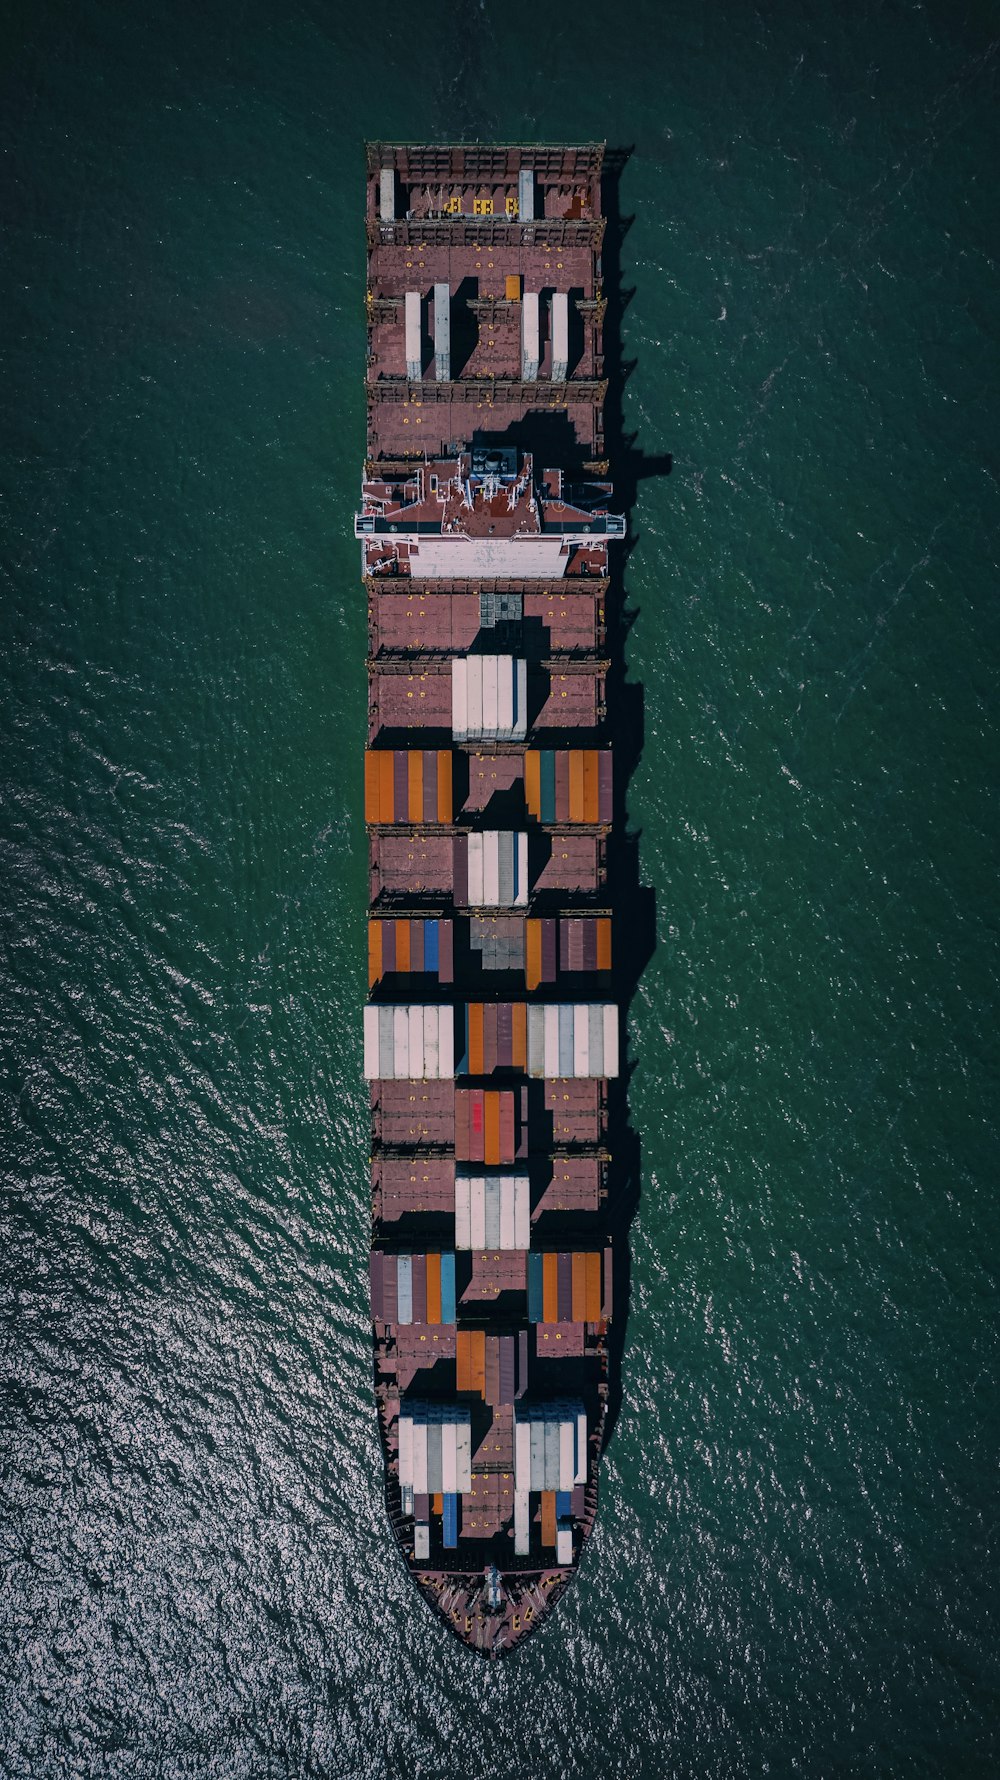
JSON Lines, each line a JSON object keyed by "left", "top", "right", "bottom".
{"left": 364, "top": 749, "right": 453, "bottom": 823}
{"left": 458, "top": 1003, "right": 619, "bottom": 1078}
{"left": 363, "top": 1004, "right": 455, "bottom": 1079}
{"left": 370, "top": 1251, "right": 458, "bottom": 1325}
{"left": 513, "top": 1402, "right": 587, "bottom": 1492}
{"left": 369, "top": 918, "right": 455, "bottom": 985}
{"left": 454, "top": 1173, "right": 531, "bottom": 1249}
{"left": 452, "top": 656, "right": 527, "bottom": 741}
{"left": 526, "top": 1249, "right": 608, "bottom": 1323}
{"left": 454, "top": 1088, "right": 518, "bottom": 1163}
{"left": 524, "top": 916, "right": 611, "bottom": 987}
{"left": 398, "top": 1404, "right": 473, "bottom": 1494}
{"left": 459, "top": 831, "right": 528, "bottom": 907}
{"left": 456, "top": 1329, "right": 525, "bottom": 1404}
{"left": 524, "top": 750, "right": 612, "bottom": 824}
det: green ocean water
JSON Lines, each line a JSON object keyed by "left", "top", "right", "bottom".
{"left": 2, "top": 2, "right": 998, "bottom": 1776}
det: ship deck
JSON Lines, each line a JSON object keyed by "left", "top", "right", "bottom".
{"left": 361, "top": 141, "right": 622, "bottom": 1658}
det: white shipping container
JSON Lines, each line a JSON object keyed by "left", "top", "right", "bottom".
{"left": 559, "top": 1419, "right": 576, "bottom": 1491}
{"left": 363, "top": 1006, "right": 379, "bottom": 1079}
{"left": 514, "top": 1488, "right": 531, "bottom": 1556}
{"left": 551, "top": 290, "right": 569, "bottom": 382}
{"left": 455, "top": 1418, "right": 473, "bottom": 1491}
{"left": 484, "top": 1175, "right": 501, "bottom": 1247}
{"left": 411, "top": 1420, "right": 429, "bottom": 1495}
{"left": 499, "top": 1178, "right": 516, "bottom": 1249}
{"left": 522, "top": 290, "right": 540, "bottom": 380}
{"left": 574, "top": 1004, "right": 589, "bottom": 1077}
{"left": 467, "top": 654, "right": 483, "bottom": 736}
{"left": 544, "top": 1420, "right": 561, "bottom": 1491}
{"left": 405, "top": 289, "right": 421, "bottom": 380}
{"left": 398, "top": 1414, "right": 414, "bottom": 1487}
{"left": 451, "top": 657, "right": 468, "bottom": 739}
{"left": 424, "top": 1004, "right": 439, "bottom": 1077}
{"left": 441, "top": 1420, "right": 458, "bottom": 1494}
{"left": 483, "top": 831, "right": 500, "bottom": 906}
{"left": 438, "top": 1005, "right": 454, "bottom": 1077}
{"left": 513, "top": 1176, "right": 530, "bottom": 1249}
{"left": 544, "top": 1003, "right": 560, "bottom": 1078}
{"left": 495, "top": 831, "right": 513, "bottom": 907}
{"left": 515, "top": 658, "right": 527, "bottom": 740}
{"left": 514, "top": 1418, "right": 531, "bottom": 1491}
{"left": 529, "top": 1421, "right": 545, "bottom": 1490}
{"left": 527, "top": 1004, "right": 545, "bottom": 1076}
{"left": 393, "top": 1006, "right": 408, "bottom": 1080}
{"left": 378, "top": 1006, "right": 394, "bottom": 1077}
{"left": 470, "top": 1176, "right": 487, "bottom": 1249}
{"left": 467, "top": 832, "right": 484, "bottom": 905}
{"left": 433, "top": 282, "right": 450, "bottom": 382}
{"left": 408, "top": 1004, "right": 425, "bottom": 1080}
{"left": 603, "top": 1004, "right": 619, "bottom": 1078}
{"left": 556, "top": 1524, "right": 573, "bottom": 1566}
{"left": 576, "top": 1410, "right": 588, "bottom": 1483}
{"left": 455, "top": 1175, "right": 472, "bottom": 1249}
{"left": 588, "top": 1003, "right": 605, "bottom": 1077}
{"left": 495, "top": 655, "right": 511, "bottom": 735}
{"left": 482, "top": 654, "right": 499, "bottom": 735}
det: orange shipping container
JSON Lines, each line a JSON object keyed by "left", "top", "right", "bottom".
{"left": 426, "top": 1252, "right": 442, "bottom": 1325}
{"left": 436, "top": 751, "right": 452, "bottom": 823}
{"left": 432, "top": 1492, "right": 443, "bottom": 1516}
{"left": 540, "top": 1490, "right": 557, "bottom": 1546}
{"left": 525, "top": 919, "right": 543, "bottom": 991}
{"left": 468, "top": 1004, "right": 485, "bottom": 1076}
{"left": 364, "top": 752, "right": 380, "bottom": 823}
{"left": 379, "top": 751, "right": 395, "bottom": 822}
{"left": 542, "top": 1253, "right": 559, "bottom": 1324}
{"left": 596, "top": 917, "right": 612, "bottom": 970}
{"left": 582, "top": 751, "right": 600, "bottom": 824}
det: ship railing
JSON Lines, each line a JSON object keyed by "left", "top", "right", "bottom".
{"left": 367, "top": 377, "right": 608, "bottom": 406}
{"left": 367, "top": 217, "right": 606, "bottom": 250}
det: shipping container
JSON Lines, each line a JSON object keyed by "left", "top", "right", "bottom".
{"left": 442, "top": 1491, "right": 458, "bottom": 1549}
{"left": 514, "top": 1488, "right": 531, "bottom": 1557}
{"left": 397, "top": 1254, "right": 413, "bottom": 1324}
{"left": 365, "top": 749, "right": 453, "bottom": 823}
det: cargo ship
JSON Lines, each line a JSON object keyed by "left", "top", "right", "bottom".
{"left": 359, "top": 142, "right": 626, "bottom": 1657}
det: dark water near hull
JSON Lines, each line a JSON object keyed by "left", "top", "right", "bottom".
{"left": 2, "top": 3, "right": 998, "bottom": 1775}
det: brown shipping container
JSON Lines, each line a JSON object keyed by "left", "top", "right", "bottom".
{"left": 500, "top": 1093, "right": 516, "bottom": 1165}
{"left": 569, "top": 751, "right": 585, "bottom": 823}
{"left": 408, "top": 750, "right": 423, "bottom": 823}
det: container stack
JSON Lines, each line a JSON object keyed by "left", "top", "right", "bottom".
{"left": 358, "top": 140, "right": 625, "bottom": 1657}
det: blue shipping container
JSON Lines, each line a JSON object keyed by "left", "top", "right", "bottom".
{"left": 442, "top": 1492, "right": 458, "bottom": 1548}
{"left": 424, "top": 919, "right": 439, "bottom": 975}
{"left": 440, "top": 1251, "right": 457, "bottom": 1325}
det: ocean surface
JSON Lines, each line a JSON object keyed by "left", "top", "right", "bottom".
{"left": 2, "top": 3, "right": 998, "bottom": 1775}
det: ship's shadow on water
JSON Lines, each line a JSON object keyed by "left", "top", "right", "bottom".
{"left": 601, "top": 147, "right": 666, "bottom": 1452}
